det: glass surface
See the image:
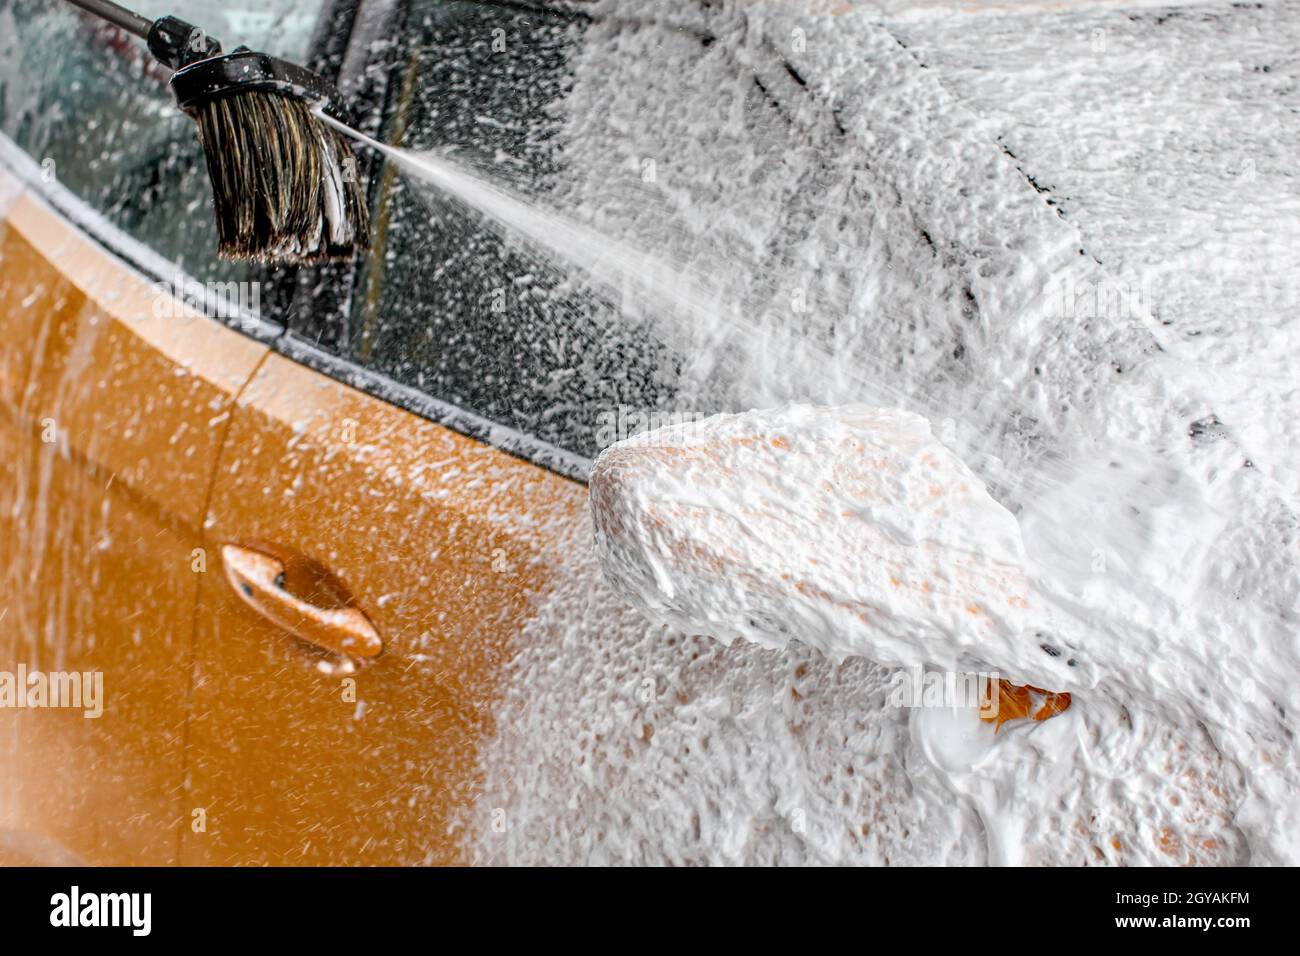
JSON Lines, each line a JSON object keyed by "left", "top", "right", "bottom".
{"left": 334, "top": 0, "right": 686, "bottom": 460}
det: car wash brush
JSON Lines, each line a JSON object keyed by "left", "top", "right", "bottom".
{"left": 62, "top": 0, "right": 370, "bottom": 263}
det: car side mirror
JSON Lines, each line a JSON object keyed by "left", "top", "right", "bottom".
{"left": 589, "top": 403, "right": 1069, "bottom": 693}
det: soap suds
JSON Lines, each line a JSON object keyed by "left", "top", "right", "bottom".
{"left": 461, "top": 0, "right": 1298, "bottom": 865}
{"left": 589, "top": 404, "right": 1061, "bottom": 689}
{"left": 464, "top": 504, "right": 1247, "bottom": 866}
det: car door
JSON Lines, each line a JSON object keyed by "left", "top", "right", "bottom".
{"left": 0, "top": 0, "right": 325, "bottom": 865}
{"left": 180, "top": 0, "right": 598, "bottom": 866}
{"left": 0, "top": 179, "right": 268, "bottom": 866}
{"left": 182, "top": 349, "right": 580, "bottom": 865}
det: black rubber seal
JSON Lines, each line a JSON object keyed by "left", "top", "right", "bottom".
{"left": 169, "top": 49, "right": 350, "bottom": 120}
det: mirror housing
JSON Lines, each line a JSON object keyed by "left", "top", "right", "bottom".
{"left": 589, "top": 403, "right": 1070, "bottom": 693}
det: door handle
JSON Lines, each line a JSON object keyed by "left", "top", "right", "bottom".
{"left": 221, "top": 545, "right": 383, "bottom": 659}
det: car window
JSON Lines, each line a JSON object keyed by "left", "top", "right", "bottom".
{"left": 308, "top": 2, "right": 971, "bottom": 468}
{"left": 308, "top": 0, "right": 688, "bottom": 462}
{"left": 0, "top": 0, "right": 331, "bottom": 286}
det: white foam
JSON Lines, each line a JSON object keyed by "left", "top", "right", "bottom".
{"left": 589, "top": 404, "right": 1065, "bottom": 689}
{"left": 433, "top": 0, "right": 1298, "bottom": 864}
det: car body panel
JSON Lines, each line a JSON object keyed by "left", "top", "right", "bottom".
{"left": 0, "top": 162, "right": 269, "bottom": 865}
{"left": 182, "top": 350, "right": 582, "bottom": 865}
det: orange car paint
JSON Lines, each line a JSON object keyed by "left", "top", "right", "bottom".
{"left": 183, "top": 350, "right": 579, "bottom": 865}
{"left": 0, "top": 165, "right": 582, "bottom": 865}
{"left": 0, "top": 174, "right": 264, "bottom": 864}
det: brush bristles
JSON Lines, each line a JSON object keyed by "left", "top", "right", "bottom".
{"left": 189, "top": 92, "right": 370, "bottom": 264}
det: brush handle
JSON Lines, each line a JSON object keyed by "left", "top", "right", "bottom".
{"left": 62, "top": 0, "right": 152, "bottom": 39}
{"left": 62, "top": 0, "right": 222, "bottom": 69}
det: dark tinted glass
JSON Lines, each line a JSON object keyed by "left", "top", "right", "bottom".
{"left": 328, "top": 0, "right": 689, "bottom": 461}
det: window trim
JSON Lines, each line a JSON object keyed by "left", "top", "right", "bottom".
{"left": 278, "top": 331, "right": 593, "bottom": 482}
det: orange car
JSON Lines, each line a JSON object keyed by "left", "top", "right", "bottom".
{"left": 2, "top": 0, "right": 1257, "bottom": 870}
